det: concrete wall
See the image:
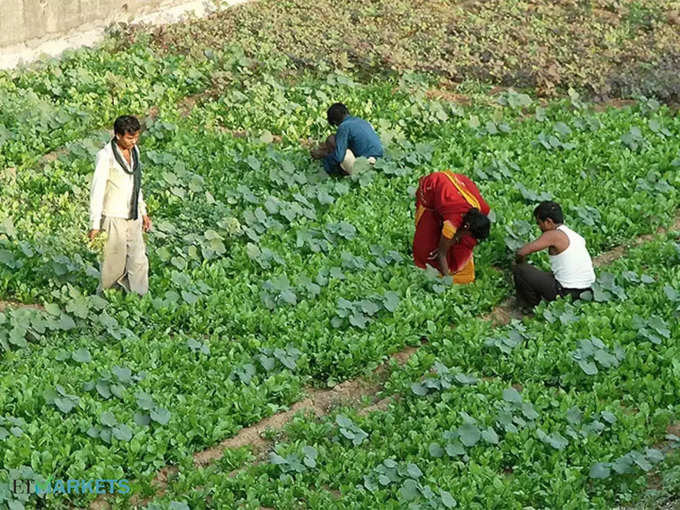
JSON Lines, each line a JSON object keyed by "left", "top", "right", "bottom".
{"left": 0, "top": 0, "right": 240, "bottom": 69}
{"left": 1, "top": 0, "right": 175, "bottom": 48}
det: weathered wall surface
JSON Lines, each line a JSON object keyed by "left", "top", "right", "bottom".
{"left": 0, "top": 0, "right": 241, "bottom": 69}
{"left": 1, "top": 0, "right": 175, "bottom": 47}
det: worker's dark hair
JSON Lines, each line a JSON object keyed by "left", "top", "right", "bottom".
{"left": 113, "top": 115, "right": 141, "bottom": 136}
{"left": 533, "top": 201, "right": 564, "bottom": 224}
{"left": 463, "top": 208, "right": 490, "bottom": 241}
{"left": 327, "top": 103, "right": 350, "bottom": 126}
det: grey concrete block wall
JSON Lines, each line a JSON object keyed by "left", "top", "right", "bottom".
{"left": 0, "top": 0, "right": 169, "bottom": 49}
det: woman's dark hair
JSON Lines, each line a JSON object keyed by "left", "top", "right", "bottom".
{"left": 463, "top": 208, "right": 490, "bottom": 241}
{"left": 533, "top": 201, "right": 564, "bottom": 224}
{"left": 113, "top": 115, "right": 141, "bottom": 136}
{"left": 327, "top": 103, "right": 350, "bottom": 126}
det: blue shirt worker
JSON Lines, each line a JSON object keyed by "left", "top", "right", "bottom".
{"left": 310, "top": 103, "right": 383, "bottom": 176}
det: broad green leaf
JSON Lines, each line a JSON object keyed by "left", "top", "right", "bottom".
{"left": 181, "top": 290, "right": 199, "bottom": 304}
{"left": 110, "top": 384, "right": 126, "bottom": 399}
{"left": 150, "top": 407, "right": 171, "bottom": 425}
{"left": 44, "top": 303, "right": 60, "bottom": 316}
{"left": 302, "top": 445, "right": 318, "bottom": 460}
{"left": 280, "top": 289, "right": 297, "bottom": 305}
{"left": 458, "top": 423, "right": 481, "bottom": 447}
{"left": 429, "top": 442, "right": 444, "bottom": 458}
{"left": 112, "top": 366, "right": 133, "bottom": 385}
{"left": 112, "top": 424, "right": 132, "bottom": 442}
{"left": 600, "top": 411, "right": 617, "bottom": 424}
{"left": 612, "top": 455, "right": 634, "bottom": 474}
{"left": 411, "top": 383, "right": 428, "bottom": 396}
{"left": 258, "top": 356, "right": 276, "bottom": 372}
{"left": 645, "top": 448, "right": 664, "bottom": 464}
{"left": 72, "top": 348, "right": 92, "bottom": 363}
{"left": 589, "top": 463, "right": 611, "bottom": 479}
{"left": 445, "top": 441, "right": 466, "bottom": 457}
{"left": 440, "top": 490, "right": 457, "bottom": 508}
{"left": 454, "top": 374, "right": 478, "bottom": 385}
{"left": 54, "top": 397, "right": 77, "bottom": 414}
{"left": 399, "top": 479, "right": 419, "bottom": 501}
{"left": 269, "top": 453, "right": 287, "bottom": 465}
{"left": 382, "top": 291, "right": 400, "bottom": 313}
{"left": 481, "top": 427, "right": 499, "bottom": 444}
{"left": 630, "top": 451, "right": 653, "bottom": 471}
{"left": 136, "top": 392, "right": 155, "bottom": 411}
{"left": 100, "top": 411, "right": 117, "bottom": 427}
{"left": 406, "top": 463, "right": 422, "bottom": 479}
{"left": 349, "top": 312, "right": 368, "bottom": 329}
{"left": 96, "top": 381, "right": 111, "bottom": 399}
{"left": 336, "top": 415, "right": 354, "bottom": 429}
{"left": 578, "top": 359, "right": 598, "bottom": 375}
{"left": 134, "top": 412, "right": 151, "bottom": 427}
{"left": 502, "top": 387, "right": 522, "bottom": 403}
{"left": 566, "top": 406, "right": 583, "bottom": 425}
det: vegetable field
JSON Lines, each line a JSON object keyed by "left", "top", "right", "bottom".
{"left": 1, "top": 1, "right": 680, "bottom": 509}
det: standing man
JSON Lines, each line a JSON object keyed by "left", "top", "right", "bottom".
{"left": 310, "top": 102, "right": 383, "bottom": 176}
{"left": 413, "top": 170, "right": 491, "bottom": 284}
{"left": 89, "top": 115, "right": 151, "bottom": 295}
{"left": 513, "top": 201, "right": 595, "bottom": 307}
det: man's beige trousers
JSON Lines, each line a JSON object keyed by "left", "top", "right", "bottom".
{"left": 100, "top": 217, "right": 149, "bottom": 295}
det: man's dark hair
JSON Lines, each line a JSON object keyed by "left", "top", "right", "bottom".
{"left": 533, "top": 201, "right": 564, "bottom": 224}
{"left": 113, "top": 115, "right": 141, "bottom": 136}
{"left": 327, "top": 103, "right": 350, "bottom": 126}
{"left": 463, "top": 208, "right": 490, "bottom": 241}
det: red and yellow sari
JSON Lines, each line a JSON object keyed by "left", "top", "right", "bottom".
{"left": 413, "top": 171, "right": 490, "bottom": 284}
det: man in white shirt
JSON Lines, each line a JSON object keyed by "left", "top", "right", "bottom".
{"left": 513, "top": 201, "right": 595, "bottom": 307}
{"left": 88, "top": 115, "right": 151, "bottom": 295}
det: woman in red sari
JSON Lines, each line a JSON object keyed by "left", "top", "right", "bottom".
{"left": 413, "top": 170, "right": 491, "bottom": 284}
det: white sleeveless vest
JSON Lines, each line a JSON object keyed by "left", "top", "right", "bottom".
{"left": 549, "top": 225, "right": 596, "bottom": 289}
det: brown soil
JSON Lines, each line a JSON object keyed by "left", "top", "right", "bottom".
{"left": 179, "top": 94, "right": 201, "bottom": 117}
{"left": 425, "top": 88, "right": 472, "bottom": 105}
{"left": 391, "top": 346, "right": 418, "bottom": 365}
{"left": 41, "top": 150, "right": 65, "bottom": 164}
{"left": 0, "top": 301, "right": 44, "bottom": 312}
{"left": 592, "top": 245, "right": 628, "bottom": 266}
{"left": 667, "top": 423, "right": 680, "bottom": 437}
{"left": 358, "top": 396, "right": 397, "bottom": 416}
{"left": 592, "top": 98, "right": 637, "bottom": 112}
{"left": 488, "top": 86, "right": 509, "bottom": 96}
{"left": 482, "top": 297, "right": 525, "bottom": 327}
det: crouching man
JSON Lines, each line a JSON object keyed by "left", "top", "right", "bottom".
{"left": 513, "top": 201, "right": 595, "bottom": 307}
{"left": 310, "top": 102, "right": 383, "bottom": 176}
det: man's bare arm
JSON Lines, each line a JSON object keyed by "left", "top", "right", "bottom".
{"left": 516, "top": 231, "right": 559, "bottom": 261}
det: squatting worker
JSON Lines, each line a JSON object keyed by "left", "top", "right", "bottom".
{"left": 413, "top": 170, "right": 491, "bottom": 284}
{"left": 513, "top": 201, "right": 595, "bottom": 307}
{"left": 310, "top": 102, "right": 383, "bottom": 176}
{"left": 88, "top": 115, "right": 151, "bottom": 295}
